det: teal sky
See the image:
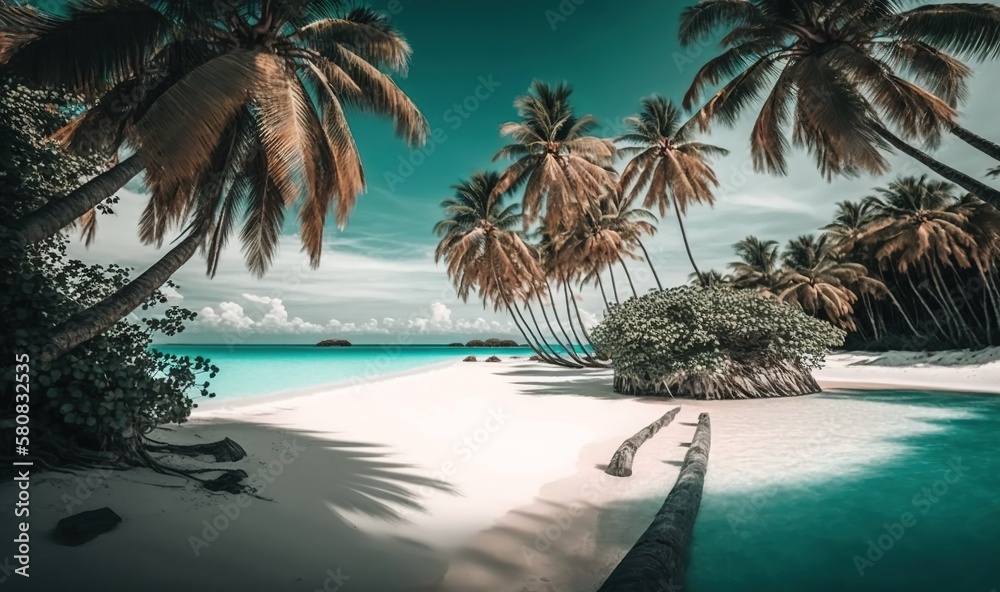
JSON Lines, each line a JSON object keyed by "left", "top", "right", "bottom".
{"left": 62, "top": 0, "right": 1000, "bottom": 343}
{"left": 332, "top": 0, "right": 691, "bottom": 260}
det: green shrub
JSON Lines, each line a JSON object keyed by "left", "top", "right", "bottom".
{"left": 591, "top": 286, "right": 845, "bottom": 399}
{"left": 1, "top": 81, "right": 216, "bottom": 460}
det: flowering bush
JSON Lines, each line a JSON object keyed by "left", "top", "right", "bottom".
{"left": 591, "top": 286, "right": 845, "bottom": 399}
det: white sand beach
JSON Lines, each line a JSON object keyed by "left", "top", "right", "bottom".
{"left": 7, "top": 352, "right": 999, "bottom": 592}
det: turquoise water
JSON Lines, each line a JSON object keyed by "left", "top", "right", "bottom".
{"left": 153, "top": 344, "right": 533, "bottom": 401}
{"left": 687, "top": 391, "right": 1000, "bottom": 592}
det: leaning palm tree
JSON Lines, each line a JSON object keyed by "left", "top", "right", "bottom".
{"left": 822, "top": 200, "right": 878, "bottom": 258}
{"left": 616, "top": 95, "right": 728, "bottom": 286}
{"left": 680, "top": 0, "right": 1000, "bottom": 205}
{"left": 861, "top": 175, "right": 982, "bottom": 345}
{"left": 776, "top": 234, "right": 871, "bottom": 331}
{"left": 5, "top": 2, "right": 427, "bottom": 362}
{"left": 433, "top": 171, "right": 573, "bottom": 366}
{"left": 729, "top": 235, "right": 781, "bottom": 295}
{"left": 491, "top": 81, "right": 617, "bottom": 234}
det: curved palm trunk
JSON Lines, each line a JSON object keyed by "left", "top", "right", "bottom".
{"left": 39, "top": 225, "right": 205, "bottom": 363}
{"left": 636, "top": 239, "right": 663, "bottom": 291}
{"left": 521, "top": 300, "right": 576, "bottom": 366}
{"left": 508, "top": 300, "right": 569, "bottom": 367}
{"left": 929, "top": 262, "right": 980, "bottom": 346}
{"left": 950, "top": 125, "right": 1000, "bottom": 164}
{"left": 673, "top": 203, "right": 705, "bottom": 286}
{"left": 617, "top": 256, "right": 638, "bottom": 298}
{"left": 595, "top": 275, "right": 612, "bottom": 309}
{"left": 884, "top": 289, "right": 921, "bottom": 338}
{"left": 10, "top": 154, "right": 144, "bottom": 248}
{"left": 872, "top": 124, "right": 1000, "bottom": 207}
{"left": 503, "top": 300, "right": 556, "bottom": 362}
{"left": 537, "top": 293, "right": 586, "bottom": 367}
{"left": 905, "top": 273, "right": 950, "bottom": 342}
{"left": 608, "top": 267, "right": 621, "bottom": 303}
{"left": 563, "top": 284, "right": 597, "bottom": 355}
{"left": 545, "top": 286, "right": 594, "bottom": 366}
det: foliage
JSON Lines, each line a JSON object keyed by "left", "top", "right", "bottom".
{"left": 0, "top": 81, "right": 215, "bottom": 458}
{"left": 591, "top": 286, "right": 845, "bottom": 399}
{"left": 722, "top": 175, "right": 1000, "bottom": 351}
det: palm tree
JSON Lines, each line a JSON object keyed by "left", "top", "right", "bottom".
{"left": 860, "top": 175, "right": 983, "bottom": 344}
{"left": 616, "top": 95, "right": 728, "bottom": 285}
{"left": 491, "top": 81, "right": 616, "bottom": 235}
{"left": 823, "top": 200, "right": 877, "bottom": 257}
{"left": 776, "top": 234, "right": 869, "bottom": 331}
{"left": 433, "top": 171, "right": 575, "bottom": 366}
{"left": 679, "top": 0, "right": 1000, "bottom": 205}
{"left": 690, "top": 268, "right": 732, "bottom": 287}
{"left": 729, "top": 235, "right": 781, "bottom": 294}
{"left": 7, "top": 2, "right": 427, "bottom": 362}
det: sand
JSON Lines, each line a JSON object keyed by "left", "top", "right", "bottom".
{"left": 4, "top": 351, "right": 998, "bottom": 592}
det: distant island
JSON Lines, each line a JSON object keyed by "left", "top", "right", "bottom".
{"left": 450, "top": 338, "right": 520, "bottom": 347}
{"left": 316, "top": 339, "right": 352, "bottom": 347}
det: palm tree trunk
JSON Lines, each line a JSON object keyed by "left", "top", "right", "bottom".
{"left": 568, "top": 283, "right": 597, "bottom": 347}
{"left": 562, "top": 283, "right": 598, "bottom": 359}
{"left": 39, "top": 225, "right": 205, "bottom": 363}
{"left": 608, "top": 267, "right": 621, "bottom": 303}
{"left": 673, "top": 202, "right": 705, "bottom": 286}
{"left": 536, "top": 287, "right": 587, "bottom": 366}
{"left": 905, "top": 272, "right": 950, "bottom": 341}
{"left": 617, "top": 256, "right": 638, "bottom": 298}
{"left": 884, "top": 289, "right": 921, "bottom": 338}
{"left": 872, "top": 124, "right": 1000, "bottom": 207}
{"left": 508, "top": 300, "right": 570, "bottom": 367}
{"left": 595, "top": 275, "right": 612, "bottom": 309}
{"left": 950, "top": 124, "right": 1000, "bottom": 164}
{"left": 522, "top": 301, "right": 577, "bottom": 366}
{"left": 9, "top": 154, "right": 144, "bottom": 249}
{"left": 503, "top": 300, "right": 556, "bottom": 362}
{"left": 636, "top": 239, "right": 663, "bottom": 290}
{"left": 930, "top": 262, "right": 980, "bottom": 346}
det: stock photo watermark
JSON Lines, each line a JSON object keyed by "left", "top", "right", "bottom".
{"left": 188, "top": 440, "right": 305, "bottom": 557}
{"left": 852, "top": 457, "right": 968, "bottom": 576}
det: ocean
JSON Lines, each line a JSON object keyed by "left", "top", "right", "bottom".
{"left": 152, "top": 344, "right": 534, "bottom": 401}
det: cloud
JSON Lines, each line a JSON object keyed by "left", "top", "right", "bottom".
{"left": 194, "top": 296, "right": 518, "bottom": 336}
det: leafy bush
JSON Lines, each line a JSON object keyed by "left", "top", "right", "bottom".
{"left": 591, "top": 286, "right": 845, "bottom": 399}
{"left": 1, "top": 81, "right": 216, "bottom": 460}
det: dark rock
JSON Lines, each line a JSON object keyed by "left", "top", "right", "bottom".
{"left": 448, "top": 342, "right": 464, "bottom": 347}
{"left": 463, "top": 355, "right": 477, "bottom": 362}
{"left": 465, "top": 338, "right": 519, "bottom": 347}
{"left": 316, "top": 339, "right": 351, "bottom": 347}
{"left": 484, "top": 355, "right": 502, "bottom": 363}
{"left": 55, "top": 508, "right": 122, "bottom": 546}
{"left": 529, "top": 355, "right": 542, "bottom": 361}
{"left": 203, "top": 469, "right": 249, "bottom": 494}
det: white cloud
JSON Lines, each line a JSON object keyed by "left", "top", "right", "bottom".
{"left": 194, "top": 296, "right": 519, "bottom": 336}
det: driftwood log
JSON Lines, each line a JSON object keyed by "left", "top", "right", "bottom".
{"left": 605, "top": 407, "right": 681, "bottom": 477}
{"left": 597, "top": 412, "right": 712, "bottom": 592}
{"left": 144, "top": 437, "right": 247, "bottom": 462}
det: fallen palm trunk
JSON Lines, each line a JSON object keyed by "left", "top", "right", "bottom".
{"left": 597, "top": 412, "right": 712, "bottom": 592}
{"left": 605, "top": 406, "right": 681, "bottom": 477}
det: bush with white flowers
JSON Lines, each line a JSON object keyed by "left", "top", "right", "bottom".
{"left": 591, "top": 286, "right": 845, "bottom": 399}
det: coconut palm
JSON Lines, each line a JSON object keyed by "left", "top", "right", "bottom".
{"left": 860, "top": 175, "right": 982, "bottom": 344}
{"left": 6, "top": 1, "right": 427, "bottom": 362}
{"left": 491, "top": 81, "right": 616, "bottom": 234}
{"left": 729, "top": 235, "right": 781, "bottom": 294}
{"left": 823, "top": 200, "right": 878, "bottom": 257}
{"left": 690, "top": 269, "right": 732, "bottom": 287}
{"left": 433, "top": 171, "right": 575, "bottom": 366}
{"left": 680, "top": 0, "right": 1000, "bottom": 205}
{"left": 616, "top": 95, "right": 729, "bottom": 285}
{"left": 776, "top": 234, "right": 872, "bottom": 331}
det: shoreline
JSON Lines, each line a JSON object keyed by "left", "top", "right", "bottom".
{"left": 8, "top": 354, "right": 999, "bottom": 592}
